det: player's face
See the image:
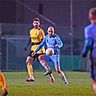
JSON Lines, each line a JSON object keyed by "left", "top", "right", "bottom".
{"left": 89, "top": 13, "right": 93, "bottom": 21}
{"left": 89, "top": 11, "right": 96, "bottom": 22}
{"left": 47, "top": 27, "right": 54, "bottom": 36}
{"left": 33, "top": 21, "right": 40, "bottom": 28}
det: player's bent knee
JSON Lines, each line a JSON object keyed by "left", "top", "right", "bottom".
{"left": 26, "top": 56, "right": 33, "bottom": 64}
{"left": 38, "top": 55, "right": 45, "bottom": 61}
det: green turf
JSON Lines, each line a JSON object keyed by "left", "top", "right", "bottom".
{"left": 0, "top": 72, "right": 95, "bottom": 96}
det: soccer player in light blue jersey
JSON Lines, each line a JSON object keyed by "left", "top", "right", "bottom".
{"left": 82, "top": 7, "right": 96, "bottom": 94}
{"left": 32, "top": 26, "right": 68, "bottom": 84}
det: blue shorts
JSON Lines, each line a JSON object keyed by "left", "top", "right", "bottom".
{"left": 43, "top": 54, "right": 60, "bottom": 67}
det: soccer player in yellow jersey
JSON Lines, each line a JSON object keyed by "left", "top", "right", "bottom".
{"left": 24, "top": 18, "right": 55, "bottom": 83}
{"left": 0, "top": 71, "right": 8, "bottom": 96}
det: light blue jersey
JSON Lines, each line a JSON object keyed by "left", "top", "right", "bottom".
{"left": 35, "top": 34, "right": 63, "bottom": 67}
{"left": 82, "top": 23, "right": 96, "bottom": 58}
{"left": 82, "top": 23, "right": 96, "bottom": 80}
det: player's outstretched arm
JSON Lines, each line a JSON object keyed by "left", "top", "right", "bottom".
{"left": 55, "top": 35, "right": 63, "bottom": 48}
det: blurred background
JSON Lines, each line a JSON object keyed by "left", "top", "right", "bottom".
{"left": 0, "top": 0, "right": 96, "bottom": 71}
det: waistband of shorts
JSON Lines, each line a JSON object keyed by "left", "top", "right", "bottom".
{"left": 31, "top": 42, "right": 41, "bottom": 45}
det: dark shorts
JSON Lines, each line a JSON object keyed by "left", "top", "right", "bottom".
{"left": 28, "top": 50, "right": 44, "bottom": 61}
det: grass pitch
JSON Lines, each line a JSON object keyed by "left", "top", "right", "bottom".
{"left": 0, "top": 72, "right": 95, "bottom": 96}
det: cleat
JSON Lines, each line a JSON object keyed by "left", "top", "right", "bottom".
{"left": 26, "top": 76, "right": 35, "bottom": 82}
{"left": 64, "top": 81, "right": 68, "bottom": 85}
{"left": 43, "top": 70, "right": 52, "bottom": 76}
{"left": 1, "top": 89, "right": 8, "bottom": 96}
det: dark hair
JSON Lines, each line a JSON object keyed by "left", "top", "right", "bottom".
{"left": 89, "top": 7, "right": 96, "bottom": 17}
{"left": 33, "top": 18, "right": 40, "bottom": 22}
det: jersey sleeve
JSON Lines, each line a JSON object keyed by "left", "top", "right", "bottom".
{"left": 82, "top": 27, "right": 93, "bottom": 57}
{"left": 24, "top": 30, "right": 31, "bottom": 48}
{"left": 29, "top": 29, "right": 32, "bottom": 38}
{"left": 84, "top": 27, "right": 92, "bottom": 38}
{"left": 55, "top": 35, "right": 63, "bottom": 48}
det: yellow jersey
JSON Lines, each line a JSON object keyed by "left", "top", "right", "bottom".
{"left": 29, "top": 28, "right": 45, "bottom": 54}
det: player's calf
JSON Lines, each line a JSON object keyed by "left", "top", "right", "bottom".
{"left": 55, "top": 67, "right": 68, "bottom": 84}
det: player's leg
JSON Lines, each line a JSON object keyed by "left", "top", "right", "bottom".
{"left": 49, "top": 74, "right": 55, "bottom": 84}
{"left": 55, "top": 66, "right": 68, "bottom": 84}
{"left": 38, "top": 55, "right": 52, "bottom": 76}
{"left": 51, "top": 55, "right": 68, "bottom": 84}
{"left": 92, "top": 80, "right": 96, "bottom": 95}
{"left": 0, "top": 72, "right": 8, "bottom": 96}
{"left": 38, "top": 55, "right": 55, "bottom": 83}
{"left": 26, "top": 56, "right": 34, "bottom": 82}
{"left": 90, "top": 59, "right": 96, "bottom": 94}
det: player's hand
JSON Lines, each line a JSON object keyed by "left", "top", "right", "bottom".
{"left": 55, "top": 44, "right": 59, "bottom": 48}
{"left": 82, "top": 53, "right": 86, "bottom": 58}
{"left": 24, "top": 47, "right": 27, "bottom": 51}
{"left": 81, "top": 52, "right": 87, "bottom": 58}
{"left": 31, "top": 52, "right": 36, "bottom": 57}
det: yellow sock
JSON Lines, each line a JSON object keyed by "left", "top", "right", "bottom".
{"left": 0, "top": 72, "right": 6, "bottom": 90}
{"left": 27, "top": 64, "right": 33, "bottom": 77}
